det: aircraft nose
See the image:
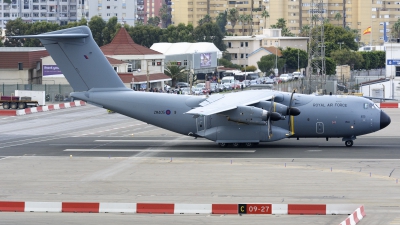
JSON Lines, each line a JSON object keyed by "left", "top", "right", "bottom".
{"left": 380, "top": 110, "right": 391, "bottom": 129}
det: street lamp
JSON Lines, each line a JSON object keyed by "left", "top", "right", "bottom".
{"left": 274, "top": 40, "right": 279, "bottom": 76}
{"left": 337, "top": 42, "right": 344, "bottom": 50}
{"left": 295, "top": 45, "right": 302, "bottom": 72}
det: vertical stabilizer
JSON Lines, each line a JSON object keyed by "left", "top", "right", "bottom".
{"left": 15, "top": 26, "right": 126, "bottom": 91}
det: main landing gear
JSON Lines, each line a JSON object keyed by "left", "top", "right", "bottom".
{"left": 345, "top": 140, "right": 353, "bottom": 147}
{"left": 218, "top": 143, "right": 259, "bottom": 148}
{"left": 342, "top": 136, "right": 356, "bottom": 147}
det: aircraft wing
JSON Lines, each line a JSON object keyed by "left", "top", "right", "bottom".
{"left": 186, "top": 90, "right": 274, "bottom": 116}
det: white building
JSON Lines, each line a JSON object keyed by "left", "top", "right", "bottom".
{"left": 87, "top": 0, "right": 136, "bottom": 26}
{"left": 223, "top": 29, "right": 308, "bottom": 70}
{"left": 384, "top": 42, "right": 400, "bottom": 99}
{"left": 0, "top": 0, "right": 137, "bottom": 32}
{"left": 0, "top": 0, "right": 85, "bottom": 31}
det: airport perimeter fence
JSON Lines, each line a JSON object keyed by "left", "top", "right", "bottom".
{"left": 0, "top": 84, "right": 74, "bottom": 103}
{"left": 274, "top": 69, "right": 387, "bottom": 95}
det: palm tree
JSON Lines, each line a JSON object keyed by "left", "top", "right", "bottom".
{"left": 245, "top": 14, "right": 253, "bottom": 35}
{"left": 198, "top": 14, "right": 213, "bottom": 26}
{"left": 334, "top": 13, "right": 342, "bottom": 26}
{"left": 261, "top": 10, "right": 270, "bottom": 30}
{"left": 392, "top": 19, "right": 400, "bottom": 39}
{"left": 299, "top": 24, "right": 311, "bottom": 37}
{"left": 164, "top": 63, "right": 186, "bottom": 87}
{"left": 311, "top": 15, "right": 319, "bottom": 26}
{"left": 239, "top": 14, "right": 246, "bottom": 35}
{"left": 227, "top": 8, "right": 239, "bottom": 33}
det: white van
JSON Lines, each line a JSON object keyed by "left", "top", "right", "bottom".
{"left": 221, "top": 76, "right": 235, "bottom": 84}
{"left": 292, "top": 72, "right": 301, "bottom": 79}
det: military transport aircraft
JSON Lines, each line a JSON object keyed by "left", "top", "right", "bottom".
{"left": 13, "top": 26, "right": 391, "bottom": 147}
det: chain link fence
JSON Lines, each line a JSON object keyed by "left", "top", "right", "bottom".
{"left": 0, "top": 84, "right": 74, "bottom": 103}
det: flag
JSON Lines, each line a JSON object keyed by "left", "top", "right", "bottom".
{"left": 363, "top": 26, "right": 371, "bottom": 35}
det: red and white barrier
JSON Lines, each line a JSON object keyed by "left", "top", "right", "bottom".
{"left": 0, "top": 201, "right": 363, "bottom": 216}
{"left": 16, "top": 101, "right": 86, "bottom": 116}
{"left": 376, "top": 102, "right": 400, "bottom": 108}
{"left": 339, "top": 206, "right": 366, "bottom": 225}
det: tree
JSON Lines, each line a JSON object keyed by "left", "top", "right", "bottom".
{"left": 159, "top": 3, "right": 171, "bottom": 28}
{"left": 160, "top": 23, "right": 194, "bottom": 43}
{"left": 193, "top": 22, "right": 226, "bottom": 51}
{"left": 88, "top": 16, "right": 106, "bottom": 46}
{"left": 164, "top": 62, "right": 187, "bottom": 86}
{"left": 281, "top": 47, "right": 308, "bottom": 70}
{"left": 239, "top": 14, "right": 246, "bottom": 35}
{"left": 242, "top": 65, "right": 257, "bottom": 72}
{"left": 102, "top": 17, "right": 120, "bottom": 45}
{"left": 270, "top": 18, "right": 294, "bottom": 37}
{"left": 299, "top": 25, "right": 310, "bottom": 37}
{"left": 245, "top": 14, "right": 253, "bottom": 35}
{"left": 127, "top": 24, "right": 163, "bottom": 48}
{"left": 227, "top": 8, "right": 239, "bottom": 33}
{"left": 24, "top": 21, "right": 60, "bottom": 47}
{"left": 257, "top": 54, "right": 285, "bottom": 75}
{"left": 261, "top": 10, "right": 269, "bottom": 29}
{"left": 311, "top": 15, "right": 319, "bottom": 26}
{"left": 334, "top": 13, "right": 342, "bottom": 26}
{"left": 147, "top": 16, "right": 161, "bottom": 27}
{"left": 392, "top": 19, "right": 400, "bottom": 39}
{"left": 4, "top": 18, "right": 30, "bottom": 47}
{"left": 198, "top": 14, "right": 212, "bottom": 26}
{"left": 216, "top": 11, "right": 227, "bottom": 34}
{"left": 330, "top": 49, "right": 364, "bottom": 70}
{"left": 320, "top": 23, "right": 358, "bottom": 57}
{"left": 218, "top": 58, "right": 240, "bottom": 69}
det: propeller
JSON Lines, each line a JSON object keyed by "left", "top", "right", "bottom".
{"left": 287, "top": 90, "right": 296, "bottom": 135}
{"left": 267, "top": 95, "right": 275, "bottom": 139}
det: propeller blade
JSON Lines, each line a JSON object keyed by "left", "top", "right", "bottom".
{"left": 288, "top": 90, "right": 296, "bottom": 135}
{"left": 268, "top": 95, "right": 275, "bottom": 139}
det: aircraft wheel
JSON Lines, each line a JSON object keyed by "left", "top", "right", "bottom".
{"left": 18, "top": 102, "right": 26, "bottom": 109}
{"left": 2, "top": 102, "right": 10, "bottom": 109}
{"left": 345, "top": 140, "right": 353, "bottom": 147}
{"left": 10, "top": 102, "right": 18, "bottom": 109}
{"left": 218, "top": 143, "right": 228, "bottom": 148}
{"left": 232, "top": 143, "right": 240, "bottom": 147}
{"left": 244, "top": 143, "right": 253, "bottom": 147}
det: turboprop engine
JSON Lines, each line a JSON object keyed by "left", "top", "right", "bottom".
{"left": 254, "top": 101, "right": 300, "bottom": 117}
{"left": 223, "top": 106, "right": 282, "bottom": 125}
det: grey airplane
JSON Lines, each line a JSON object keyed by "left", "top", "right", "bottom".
{"left": 13, "top": 26, "right": 391, "bottom": 147}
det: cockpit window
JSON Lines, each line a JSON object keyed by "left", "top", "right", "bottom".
{"left": 363, "top": 103, "right": 368, "bottom": 109}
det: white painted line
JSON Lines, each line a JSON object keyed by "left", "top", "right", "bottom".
{"left": 94, "top": 140, "right": 211, "bottom": 142}
{"left": 64, "top": 149, "right": 256, "bottom": 153}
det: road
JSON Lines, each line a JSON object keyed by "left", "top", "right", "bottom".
{"left": 0, "top": 105, "right": 399, "bottom": 225}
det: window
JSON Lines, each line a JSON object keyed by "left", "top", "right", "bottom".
{"left": 228, "top": 42, "right": 231, "bottom": 48}
{"left": 184, "top": 60, "right": 187, "bottom": 66}
{"left": 245, "top": 42, "right": 248, "bottom": 47}
{"left": 33, "top": 5, "right": 39, "bottom": 10}
{"left": 107, "top": 5, "right": 110, "bottom": 9}
{"left": 115, "top": 13, "right": 117, "bottom": 16}
{"left": 396, "top": 66, "right": 400, "bottom": 77}
{"left": 152, "top": 60, "right": 155, "bottom": 66}
{"left": 240, "top": 42, "right": 244, "bottom": 47}
{"left": 41, "top": 5, "right": 47, "bottom": 9}
{"left": 113, "top": 66, "right": 118, "bottom": 72}
{"left": 107, "top": 13, "right": 110, "bottom": 16}
{"left": 241, "top": 54, "right": 244, "bottom": 58}
{"left": 98, "top": 6, "right": 102, "bottom": 10}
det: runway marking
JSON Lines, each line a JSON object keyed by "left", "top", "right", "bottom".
{"left": 64, "top": 149, "right": 256, "bottom": 153}
{"left": 94, "top": 140, "right": 210, "bottom": 142}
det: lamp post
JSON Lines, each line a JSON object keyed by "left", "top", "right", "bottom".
{"left": 337, "top": 41, "right": 344, "bottom": 50}
{"left": 295, "top": 45, "right": 302, "bottom": 72}
{"left": 274, "top": 40, "right": 279, "bottom": 77}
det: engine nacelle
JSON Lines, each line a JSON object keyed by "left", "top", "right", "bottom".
{"left": 255, "top": 101, "right": 300, "bottom": 116}
{"left": 223, "top": 106, "right": 268, "bottom": 125}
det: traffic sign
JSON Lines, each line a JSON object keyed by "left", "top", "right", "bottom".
{"left": 387, "top": 59, "right": 400, "bottom": 65}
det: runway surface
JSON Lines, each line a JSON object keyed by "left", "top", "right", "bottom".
{"left": 0, "top": 105, "right": 399, "bottom": 224}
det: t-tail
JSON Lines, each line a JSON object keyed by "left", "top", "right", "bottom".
{"left": 12, "top": 26, "right": 127, "bottom": 91}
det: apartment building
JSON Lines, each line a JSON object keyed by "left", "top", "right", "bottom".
{"left": 89, "top": 0, "right": 136, "bottom": 26}
{"left": 267, "top": 0, "right": 400, "bottom": 45}
{"left": 171, "top": 0, "right": 268, "bottom": 35}
{"left": 0, "top": 0, "right": 85, "bottom": 31}
{"left": 171, "top": 0, "right": 400, "bottom": 46}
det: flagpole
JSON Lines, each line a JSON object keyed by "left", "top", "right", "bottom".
{"left": 370, "top": 8, "right": 372, "bottom": 46}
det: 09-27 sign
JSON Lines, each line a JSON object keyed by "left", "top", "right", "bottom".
{"left": 238, "top": 204, "right": 272, "bottom": 214}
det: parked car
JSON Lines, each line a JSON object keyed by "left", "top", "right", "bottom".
{"left": 279, "top": 74, "right": 290, "bottom": 82}
{"left": 287, "top": 73, "right": 293, "bottom": 81}
{"left": 176, "top": 82, "right": 189, "bottom": 88}
{"left": 192, "top": 87, "right": 203, "bottom": 95}
{"left": 210, "top": 83, "right": 220, "bottom": 93}
{"left": 292, "top": 72, "right": 301, "bottom": 80}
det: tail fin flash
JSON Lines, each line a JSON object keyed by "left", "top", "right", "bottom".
{"left": 13, "top": 26, "right": 126, "bottom": 91}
